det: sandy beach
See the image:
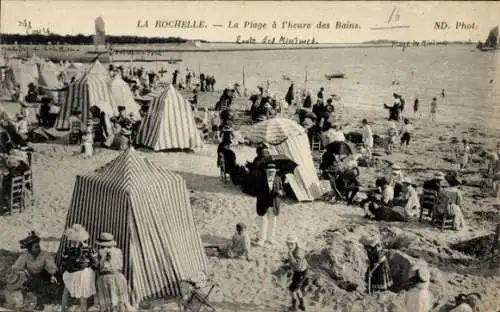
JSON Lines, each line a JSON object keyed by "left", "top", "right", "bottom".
{"left": 0, "top": 78, "right": 499, "bottom": 312}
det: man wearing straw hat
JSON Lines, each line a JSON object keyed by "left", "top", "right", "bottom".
{"left": 60, "top": 224, "right": 98, "bottom": 312}
{"left": 255, "top": 163, "right": 284, "bottom": 246}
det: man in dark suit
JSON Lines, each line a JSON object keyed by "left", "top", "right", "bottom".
{"left": 255, "top": 163, "right": 284, "bottom": 246}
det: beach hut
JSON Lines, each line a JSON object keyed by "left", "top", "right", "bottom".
{"left": 108, "top": 75, "right": 140, "bottom": 116}
{"left": 55, "top": 147, "right": 208, "bottom": 307}
{"left": 247, "top": 117, "right": 326, "bottom": 201}
{"left": 38, "top": 61, "right": 63, "bottom": 101}
{"left": 87, "top": 59, "right": 109, "bottom": 78}
{"left": 54, "top": 73, "right": 117, "bottom": 130}
{"left": 62, "top": 62, "right": 85, "bottom": 83}
{"left": 5, "top": 59, "right": 39, "bottom": 101}
{"left": 135, "top": 85, "right": 203, "bottom": 151}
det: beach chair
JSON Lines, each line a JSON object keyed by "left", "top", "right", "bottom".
{"left": 68, "top": 121, "right": 82, "bottom": 145}
{"left": 6, "top": 176, "right": 25, "bottom": 215}
{"left": 419, "top": 189, "right": 438, "bottom": 222}
{"left": 178, "top": 276, "right": 218, "bottom": 312}
{"left": 311, "top": 137, "right": 322, "bottom": 151}
{"left": 218, "top": 153, "right": 229, "bottom": 184}
{"left": 23, "top": 170, "right": 34, "bottom": 206}
{"left": 431, "top": 194, "right": 455, "bottom": 230}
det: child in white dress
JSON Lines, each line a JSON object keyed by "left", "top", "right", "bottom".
{"left": 81, "top": 126, "right": 94, "bottom": 158}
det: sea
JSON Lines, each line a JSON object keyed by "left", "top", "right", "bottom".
{"left": 117, "top": 45, "right": 499, "bottom": 130}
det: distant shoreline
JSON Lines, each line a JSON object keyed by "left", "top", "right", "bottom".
{"left": 1, "top": 42, "right": 473, "bottom": 54}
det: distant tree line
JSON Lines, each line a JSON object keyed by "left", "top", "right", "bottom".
{"left": 0, "top": 33, "right": 207, "bottom": 45}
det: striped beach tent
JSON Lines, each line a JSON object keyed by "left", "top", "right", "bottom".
{"left": 135, "top": 85, "right": 203, "bottom": 151}
{"left": 87, "top": 59, "right": 109, "bottom": 78}
{"left": 247, "top": 117, "right": 326, "bottom": 201}
{"left": 56, "top": 147, "right": 208, "bottom": 307}
{"left": 54, "top": 73, "right": 117, "bottom": 130}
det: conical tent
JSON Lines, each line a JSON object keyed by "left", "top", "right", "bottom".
{"left": 248, "top": 117, "right": 326, "bottom": 201}
{"left": 38, "top": 61, "right": 63, "bottom": 101}
{"left": 55, "top": 73, "right": 117, "bottom": 130}
{"left": 87, "top": 59, "right": 109, "bottom": 78}
{"left": 5, "top": 59, "right": 39, "bottom": 100}
{"left": 135, "top": 85, "right": 203, "bottom": 151}
{"left": 108, "top": 76, "right": 140, "bottom": 116}
{"left": 56, "top": 147, "right": 208, "bottom": 307}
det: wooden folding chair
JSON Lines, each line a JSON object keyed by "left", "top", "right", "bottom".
{"left": 419, "top": 189, "right": 438, "bottom": 222}
{"left": 7, "top": 176, "right": 25, "bottom": 215}
{"left": 311, "top": 137, "right": 322, "bottom": 151}
{"left": 68, "top": 120, "right": 82, "bottom": 145}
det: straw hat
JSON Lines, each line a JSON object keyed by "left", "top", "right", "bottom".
{"left": 65, "top": 224, "right": 89, "bottom": 242}
{"left": 96, "top": 232, "right": 117, "bottom": 247}
{"left": 286, "top": 235, "right": 298, "bottom": 244}
{"left": 391, "top": 164, "right": 402, "bottom": 171}
{"left": 402, "top": 177, "right": 412, "bottom": 185}
{"left": 433, "top": 172, "right": 445, "bottom": 180}
{"left": 5, "top": 270, "right": 28, "bottom": 291}
{"left": 360, "top": 235, "right": 380, "bottom": 247}
{"left": 416, "top": 267, "right": 430, "bottom": 283}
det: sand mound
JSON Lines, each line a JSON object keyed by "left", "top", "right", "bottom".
{"left": 306, "top": 237, "right": 368, "bottom": 292}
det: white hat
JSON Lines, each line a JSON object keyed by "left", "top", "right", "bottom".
{"left": 434, "top": 172, "right": 445, "bottom": 180}
{"left": 65, "top": 224, "right": 89, "bottom": 242}
{"left": 286, "top": 235, "right": 298, "bottom": 244}
{"left": 402, "top": 177, "right": 412, "bottom": 184}
{"left": 391, "top": 164, "right": 402, "bottom": 171}
{"left": 360, "top": 235, "right": 380, "bottom": 247}
{"left": 416, "top": 267, "right": 430, "bottom": 283}
{"left": 96, "top": 232, "right": 117, "bottom": 247}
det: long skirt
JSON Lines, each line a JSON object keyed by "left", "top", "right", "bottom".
{"left": 366, "top": 261, "right": 393, "bottom": 291}
{"left": 63, "top": 268, "right": 96, "bottom": 299}
{"left": 97, "top": 272, "right": 135, "bottom": 312}
{"left": 28, "top": 270, "right": 61, "bottom": 302}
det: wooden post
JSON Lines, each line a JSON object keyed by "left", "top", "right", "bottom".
{"left": 491, "top": 223, "right": 500, "bottom": 269}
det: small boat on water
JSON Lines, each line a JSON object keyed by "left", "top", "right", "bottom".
{"left": 325, "top": 73, "right": 346, "bottom": 80}
{"left": 477, "top": 26, "right": 499, "bottom": 52}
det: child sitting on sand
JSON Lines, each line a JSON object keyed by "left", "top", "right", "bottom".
{"left": 81, "top": 126, "right": 94, "bottom": 158}
{"left": 225, "top": 223, "right": 251, "bottom": 261}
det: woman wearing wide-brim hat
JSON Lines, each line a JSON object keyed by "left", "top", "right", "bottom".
{"left": 360, "top": 235, "right": 393, "bottom": 293}
{"left": 95, "top": 232, "right": 135, "bottom": 312}
{"left": 61, "top": 224, "right": 98, "bottom": 312}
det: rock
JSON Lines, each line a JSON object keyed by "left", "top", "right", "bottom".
{"left": 386, "top": 250, "right": 428, "bottom": 291}
{"left": 306, "top": 236, "right": 368, "bottom": 292}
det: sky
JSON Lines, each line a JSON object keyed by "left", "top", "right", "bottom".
{"left": 1, "top": 1, "right": 499, "bottom": 43}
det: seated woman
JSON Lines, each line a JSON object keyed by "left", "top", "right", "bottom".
{"left": 363, "top": 177, "right": 410, "bottom": 222}
{"left": 434, "top": 176, "right": 466, "bottom": 230}
{"left": 11, "top": 231, "right": 59, "bottom": 310}
{"left": 326, "top": 161, "right": 360, "bottom": 204}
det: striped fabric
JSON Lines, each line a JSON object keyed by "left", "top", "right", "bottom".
{"left": 108, "top": 76, "right": 140, "bottom": 116}
{"left": 247, "top": 117, "right": 306, "bottom": 145}
{"left": 268, "top": 132, "right": 326, "bottom": 201}
{"left": 135, "top": 85, "right": 203, "bottom": 151}
{"left": 55, "top": 147, "right": 208, "bottom": 307}
{"left": 55, "top": 74, "right": 117, "bottom": 130}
